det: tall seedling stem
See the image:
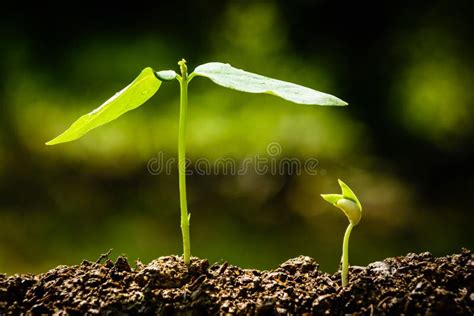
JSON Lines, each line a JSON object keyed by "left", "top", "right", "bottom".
{"left": 177, "top": 59, "right": 191, "bottom": 264}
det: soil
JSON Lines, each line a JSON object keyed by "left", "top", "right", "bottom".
{"left": 0, "top": 249, "right": 472, "bottom": 315}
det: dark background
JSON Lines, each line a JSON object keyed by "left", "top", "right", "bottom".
{"left": 1, "top": 1, "right": 473, "bottom": 273}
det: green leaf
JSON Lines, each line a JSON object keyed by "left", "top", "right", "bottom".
{"left": 338, "top": 179, "right": 362, "bottom": 211}
{"left": 46, "top": 67, "right": 161, "bottom": 145}
{"left": 193, "top": 62, "right": 347, "bottom": 106}
{"left": 320, "top": 194, "right": 343, "bottom": 205}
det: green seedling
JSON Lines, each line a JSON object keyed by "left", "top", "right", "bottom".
{"left": 46, "top": 59, "right": 347, "bottom": 264}
{"left": 321, "top": 179, "right": 362, "bottom": 286}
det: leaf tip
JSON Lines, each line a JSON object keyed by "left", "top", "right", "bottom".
{"left": 320, "top": 194, "right": 329, "bottom": 203}
{"left": 45, "top": 138, "right": 59, "bottom": 146}
{"left": 331, "top": 98, "right": 348, "bottom": 106}
{"left": 45, "top": 134, "right": 70, "bottom": 146}
{"left": 321, "top": 193, "right": 343, "bottom": 205}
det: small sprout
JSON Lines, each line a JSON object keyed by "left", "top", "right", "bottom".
{"left": 321, "top": 179, "right": 362, "bottom": 286}
{"left": 46, "top": 60, "right": 347, "bottom": 265}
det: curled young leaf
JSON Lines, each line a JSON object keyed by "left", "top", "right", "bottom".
{"left": 193, "top": 62, "right": 347, "bottom": 106}
{"left": 321, "top": 179, "right": 362, "bottom": 226}
{"left": 338, "top": 179, "right": 362, "bottom": 212}
{"left": 46, "top": 67, "right": 161, "bottom": 145}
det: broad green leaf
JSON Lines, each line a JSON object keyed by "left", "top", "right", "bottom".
{"left": 338, "top": 179, "right": 362, "bottom": 211}
{"left": 46, "top": 67, "right": 161, "bottom": 145}
{"left": 320, "top": 194, "right": 343, "bottom": 205}
{"left": 193, "top": 62, "right": 347, "bottom": 106}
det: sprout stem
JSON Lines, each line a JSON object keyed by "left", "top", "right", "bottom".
{"left": 341, "top": 223, "right": 354, "bottom": 286}
{"left": 178, "top": 59, "right": 191, "bottom": 264}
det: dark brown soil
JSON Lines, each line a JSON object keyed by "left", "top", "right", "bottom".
{"left": 0, "top": 249, "right": 472, "bottom": 315}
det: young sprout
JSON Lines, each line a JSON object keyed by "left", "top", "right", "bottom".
{"left": 321, "top": 179, "right": 362, "bottom": 286}
{"left": 46, "top": 59, "right": 347, "bottom": 265}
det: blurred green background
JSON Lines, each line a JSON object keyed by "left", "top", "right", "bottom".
{"left": 1, "top": 1, "right": 473, "bottom": 274}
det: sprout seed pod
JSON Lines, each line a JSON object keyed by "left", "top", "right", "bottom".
{"left": 337, "top": 198, "right": 361, "bottom": 226}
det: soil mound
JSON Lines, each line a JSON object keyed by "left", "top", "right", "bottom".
{"left": 1, "top": 249, "right": 472, "bottom": 314}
